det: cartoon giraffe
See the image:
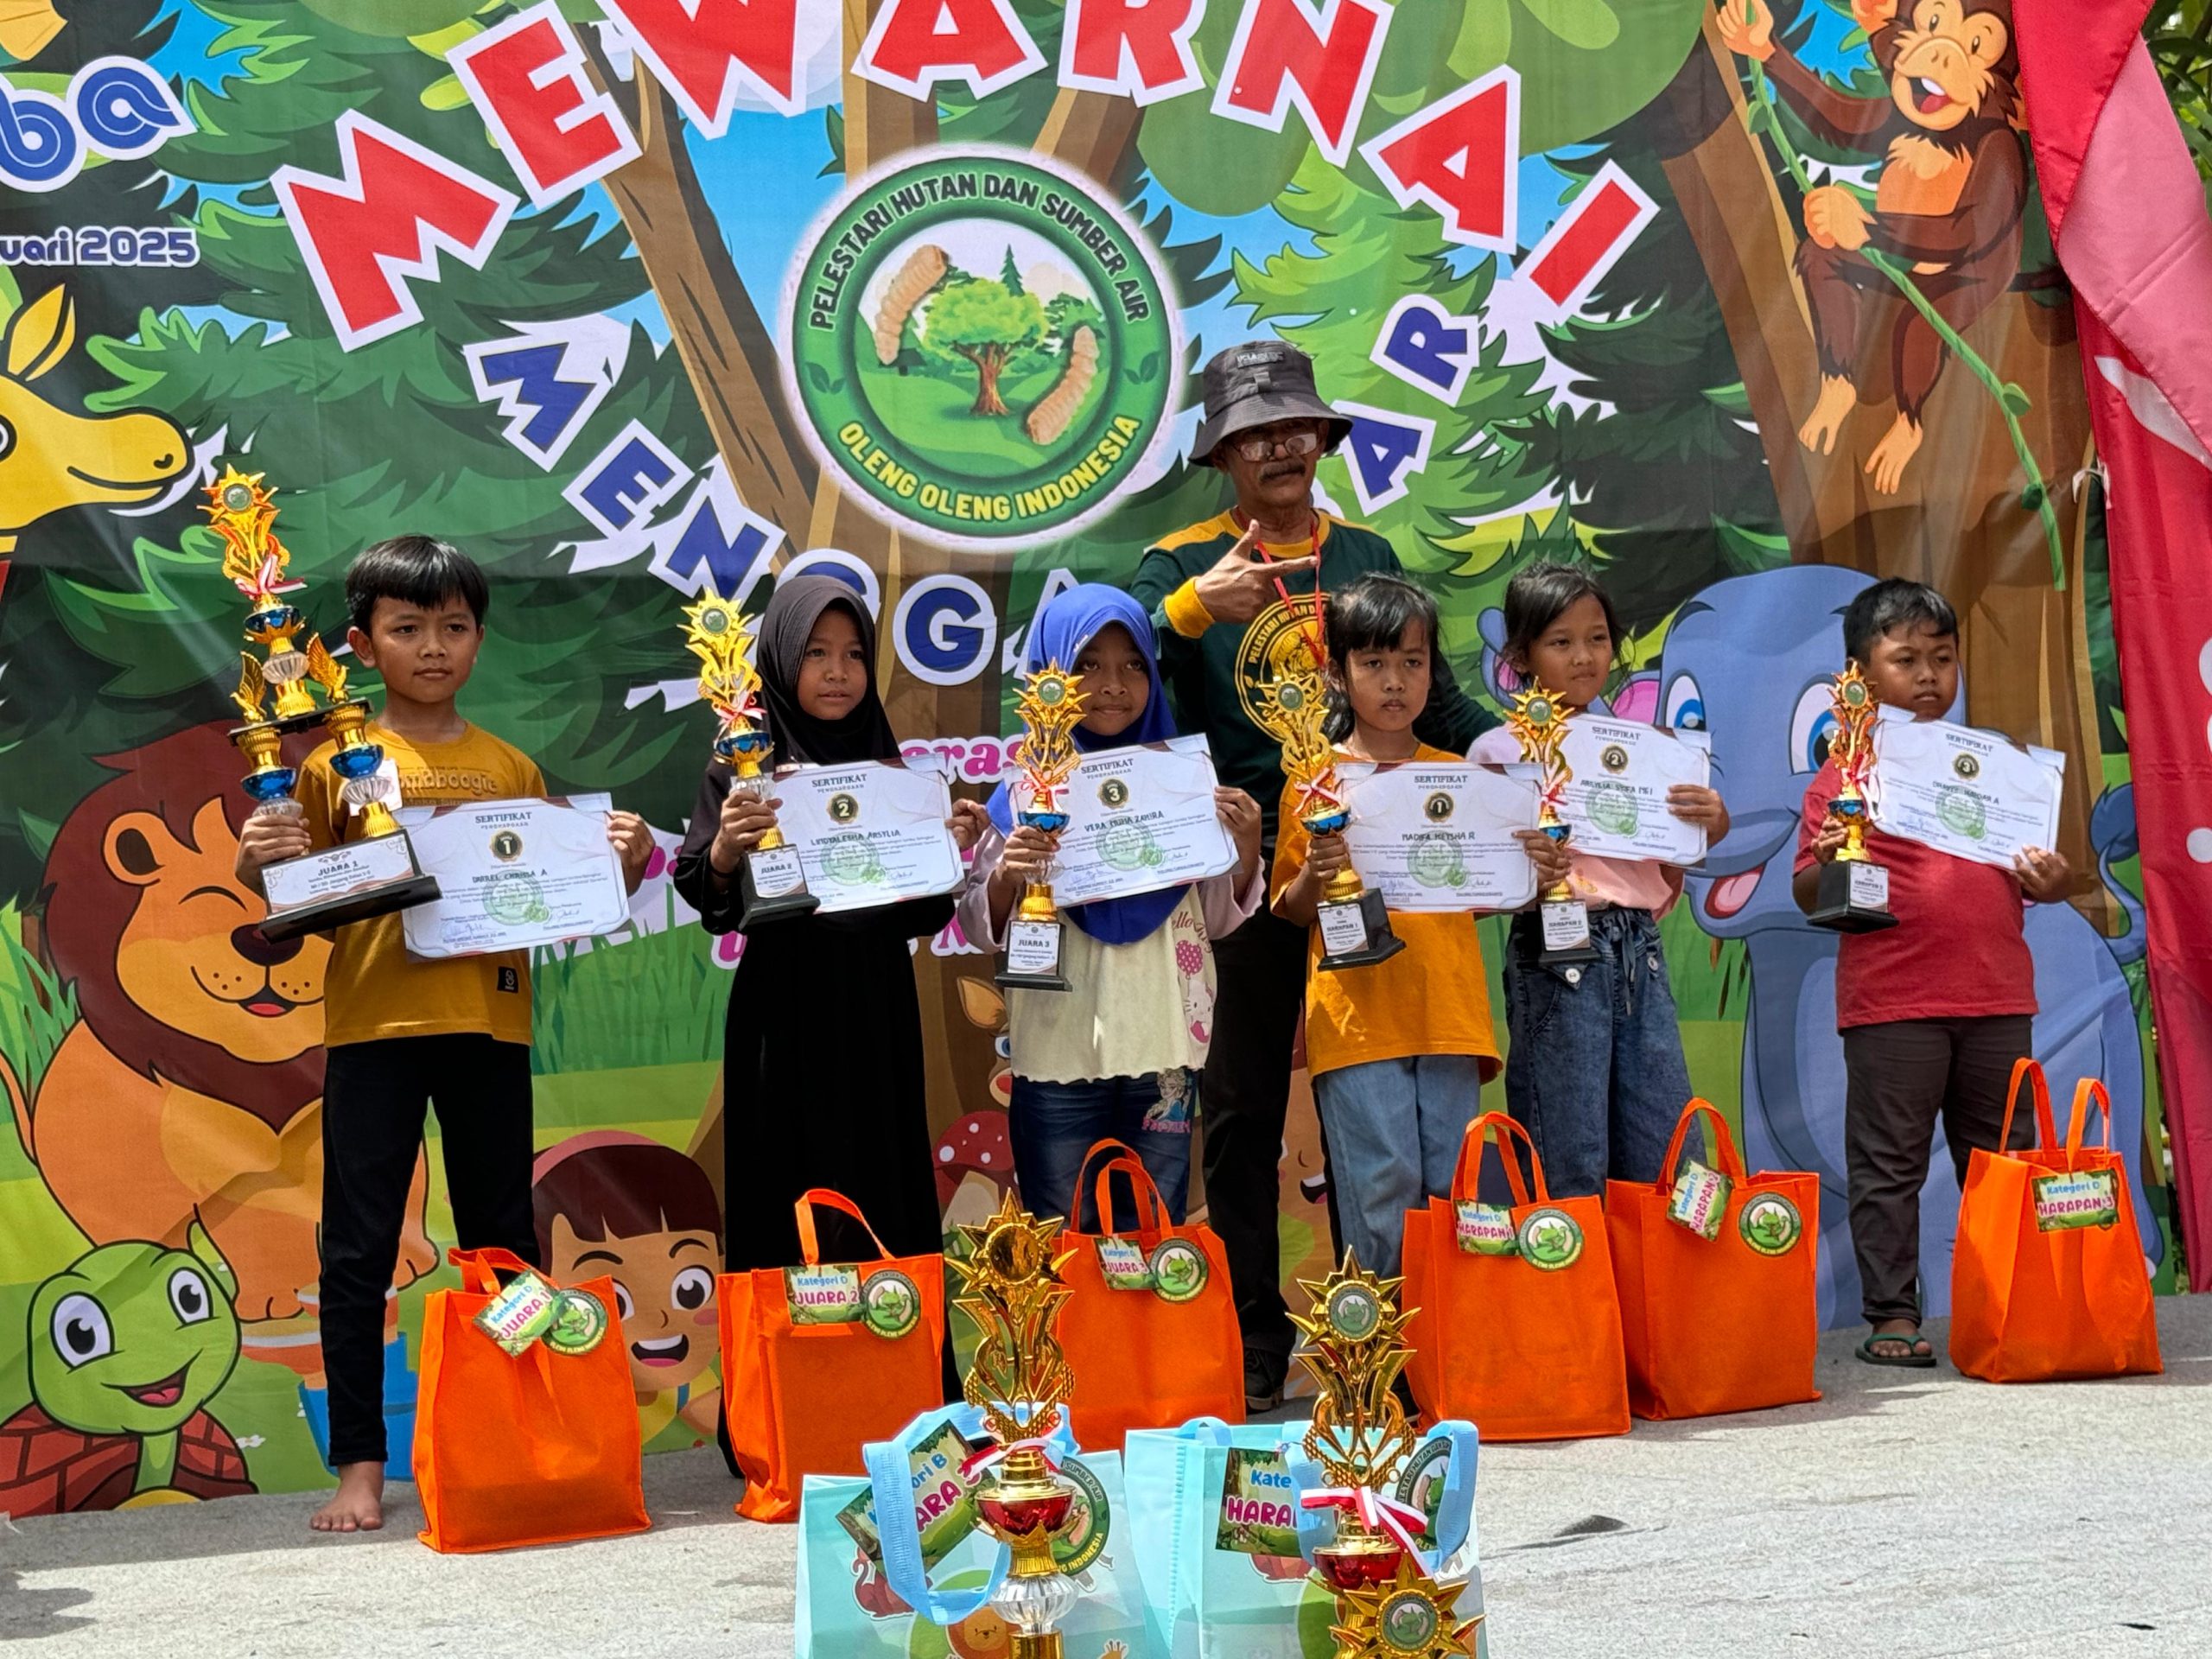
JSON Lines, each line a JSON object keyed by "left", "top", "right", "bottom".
{"left": 0, "top": 285, "right": 191, "bottom": 596}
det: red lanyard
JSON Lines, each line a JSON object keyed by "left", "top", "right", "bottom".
{"left": 1234, "top": 509, "right": 1328, "bottom": 671}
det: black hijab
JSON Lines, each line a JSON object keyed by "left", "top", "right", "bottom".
{"left": 757, "top": 574, "right": 899, "bottom": 766}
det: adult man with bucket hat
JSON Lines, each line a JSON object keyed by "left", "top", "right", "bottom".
{"left": 1128, "top": 340, "right": 1499, "bottom": 1410}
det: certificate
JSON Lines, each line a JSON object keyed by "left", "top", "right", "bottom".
{"left": 401, "top": 794, "right": 628, "bottom": 959}
{"left": 775, "top": 760, "right": 962, "bottom": 913}
{"left": 1869, "top": 715, "right": 2064, "bottom": 868}
{"left": 1556, "top": 715, "right": 1711, "bottom": 865}
{"left": 1339, "top": 762, "right": 1543, "bottom": 912}
{"left": 1044, "top": 735, "right": 1238, "bottom": 907}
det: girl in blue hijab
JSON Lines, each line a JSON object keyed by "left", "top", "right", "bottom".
{"left": 960, "top": 584, "right": 1266, "bottom": 1225}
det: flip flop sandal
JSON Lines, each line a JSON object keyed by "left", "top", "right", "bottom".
{"left": 1856, "top": 1330, "right": 1937, "bottom": 1369}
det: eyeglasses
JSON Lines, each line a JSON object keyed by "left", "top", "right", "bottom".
{"left": 1230, "top": 424, "right": 1324, "bottom": 462}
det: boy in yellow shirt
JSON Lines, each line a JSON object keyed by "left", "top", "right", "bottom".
{"left": 1274, "top": 575, "right": 1565, "bottom": 1278}
{"left": 238, "top": 536, "right": 651, "bottom": 1534}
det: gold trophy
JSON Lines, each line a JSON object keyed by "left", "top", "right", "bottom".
{"left": 213, "top": 467, "right": 438, "bottom": 941}
{"left": 1255, "top": 652, "right": 1403, "bottom": 971}
{"left": 683, "top": 584, "right": 818, "bottom": 925}
{"left": 1293, "top": 1256, "right": 1482, "bottom": 1656}
{"left": 951, "top": 1192, "right": 1084, "bottom": 1658}
{"left": 1504, "top": 683, "right": 1598, "bottom": 966}
{"left": 995, "top": 664, "right": 1086, "bottom": 992}
{"left": 1807, "top": 663, "right": 1898, "bottom": 932}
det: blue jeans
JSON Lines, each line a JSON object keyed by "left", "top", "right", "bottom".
{"left": 1310, "top": 1055, "right": 1484, "bottom": 1279}
{"left": 1503, "top": 906, "right": 1695, "bottom": 1200}
{"left": 1008, "top": 1071, "right": 1194, "bottom": 1230}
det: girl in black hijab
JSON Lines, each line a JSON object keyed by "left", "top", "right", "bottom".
{"left": 673, "top": 575, "right": 975, "bottom": 1275}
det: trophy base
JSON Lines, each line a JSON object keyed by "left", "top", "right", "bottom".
{"left": 1316, "top": 890, "right": 1407, "bottom": 973}
{"left": 1536, "top": 897, "right": 1601, "bottom": 968}
{"left": 1808, "top": 857, "right": 1899, "bottom": 933}
{"left": 995, "top": 918, "right": 1071, "bottom": 993}
{"left": 260, "top": 874, "right": 442, "bottom": 943}
{"left": 736, "top": 847, "right": 819, "bottom": 929}
{"left": 258, "top": 828, "right": 441, "bottom": 942}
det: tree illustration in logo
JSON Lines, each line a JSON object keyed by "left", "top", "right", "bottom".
{"left": 921, "top": 277, "right": 1047, "bottom": 417}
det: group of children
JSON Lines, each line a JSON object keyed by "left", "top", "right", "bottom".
{"left": 232, "top": 531, "right": 2069, "bottom": 1533}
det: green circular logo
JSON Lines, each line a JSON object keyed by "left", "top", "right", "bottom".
{"left": 819, "top": 835, "right": 884, "bottom": 886}
{"left": 222, "top": 481, "right": 253, "bottom": 511}
{"left": 1406, "top": 836, "right": 1465, "bottom": 890}
{"left": 1587, "top": 780, "right": 1639, "bottom": 837}
{"left": 1149, "top": 1237, "right": 1209, "bottom": 1304}
{"left": 1527, "top": 696, "right": 1554, "bottom": 723}
{"left": 1097, "top": 822, "right": 1158, "bottom": 871}
{"left": 1378, "top": 1591, "right": 1442, "bottom": 1652}
{"left": 544, "top": 1288, "right": 607, "bottom": 1357}
{"left": 1936, "top": 785, "right": 1987, "bottom": 839}
{"left": 785, "top": 149, "right": 1179, "bottom": 548}
{"left": 861, "top": 1268, "right": 922, "bottom": 1339}
{"left": 1516, "top": 1206, "right": 1585, "bottom": 1272}
{"left": 1393, "top": 1435, "right": 1452, "bottom": 1540}
{"left": 1325, "top": 1281, "right": 1382, "bottom": 1341}
{"left": 1052, "top": 1455, "right": 1113, "bottom": 1575}
{"left": 1738, "top": 1193, "right": 1803, "bottom": 1257}
{"left": 483, "top": 868, "right": 548, "bottom": 925}
{"left": 1842, "top": 678, "right": 1868, "bottom": 708}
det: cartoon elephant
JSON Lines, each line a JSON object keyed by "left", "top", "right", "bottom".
{"left": 1652, "top": 564, "right": 2154, "bottom": 1326}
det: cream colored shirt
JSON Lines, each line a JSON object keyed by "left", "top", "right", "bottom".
{"left": 957, "top": 830, "right": 1264, "bottom": 1084}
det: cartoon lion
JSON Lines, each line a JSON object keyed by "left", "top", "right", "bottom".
{"left": 5, "top": 722, "right": 436, "bottom": 1377}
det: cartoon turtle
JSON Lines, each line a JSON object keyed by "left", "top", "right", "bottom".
{"left": 0, "top": 1222, "right": 255, "bottom": 1515}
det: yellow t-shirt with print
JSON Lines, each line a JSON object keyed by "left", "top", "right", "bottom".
{"left": 297, "top": 721, "right": 543, "bottom": 1049}
{"left": 1270, "top": 744, "right": 1501, "bottom": 1080}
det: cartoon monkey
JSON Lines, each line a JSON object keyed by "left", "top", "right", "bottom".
{"left": 1719, "top": 0, "right": 2029, "bottom": 493}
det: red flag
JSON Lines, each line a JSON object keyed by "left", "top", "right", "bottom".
{"left": 2019, "top": 2, "right": 2212, "bottom": 1286}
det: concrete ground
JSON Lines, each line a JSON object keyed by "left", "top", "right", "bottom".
{"left": 3, "top": 1299, "right": 2205, "bottom": 1657}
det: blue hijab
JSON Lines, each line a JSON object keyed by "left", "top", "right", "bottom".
{"left": 987, "top": 584, "right": 1188, "bottom": 944}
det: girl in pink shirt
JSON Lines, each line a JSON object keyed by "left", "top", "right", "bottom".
{"left": 1470, "top": 563, "right": 1731, "bottom": 1197}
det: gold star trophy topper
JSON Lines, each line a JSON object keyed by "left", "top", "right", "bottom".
{"left": 1292, "top": 1255, "right": 1420, "bottom": 1594}
{"left": 1332, "top": 1554, "right": 1483, "bottom": 1658}
{"left": 995, "top": 664, "right": 1088, "bottom": 993}
{"left": 950, "top": 1192, "right": 1084, "bottom": 1656}
{"left": 678, "top": 582, "right": 818, "bottom": 922}
{"left": 1504, "top": 682, "right": 1599, "bottom": 965}
{"left": 205, "top": 467, "right": 439, "bottom": 938}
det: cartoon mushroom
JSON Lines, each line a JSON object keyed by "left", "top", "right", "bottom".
{"left": 936, "top": 1109, "right": 1015, "bottom": 1226}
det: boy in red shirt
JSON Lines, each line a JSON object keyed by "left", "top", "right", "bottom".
{"left": 1795, "top": 580, "right": 2070, "bottom": 1367}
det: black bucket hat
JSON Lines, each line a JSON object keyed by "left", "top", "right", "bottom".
{"left": 1193, "top": 340, "right": 1352, "bottom": 463}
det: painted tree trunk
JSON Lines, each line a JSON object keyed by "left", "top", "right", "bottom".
{"left": 965, "top": 346, "right": 1011, "bottom": 416}
{"left": 1653, "top": 20, "right": 2107, "bottom": 928}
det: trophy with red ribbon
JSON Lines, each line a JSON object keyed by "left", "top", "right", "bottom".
{"left": 995, "top": 664, "right": 1087, "bottom": 992}
{"left": 1504, "top": 682, "right": 1599, "bottom": 968}
{"left": 1293, "top": 1256, "right": 1482, "bottom": 1657}
{"left": 1806, "top": 662, "right": 1899, "bottom": 932}
{"left": 950, "top": 1192, "right": 1084, "bottom": 1656}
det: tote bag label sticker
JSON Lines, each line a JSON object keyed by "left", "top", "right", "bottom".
{"left": 1666, "top": 1160, "right": 1733, "bottom": 1240}
{"left": 1149, "top": 1237, "right": 1210, "bottom": 1303}
{"left": 1215, "top": 1446, "right": 1300, "bottom": 1558}
{"left": 1096, "top": 1235, "right": 1153, "bottom": 1290}
{"left": 836, "top": 1420, "right": 986, "bottom": 1568}
{"left": 543, "top": 1287, "right": 608, "bottom": 1355}
{"left": 1738, "top": 1192, "right": 1803, "bottom": 1256}
{"left": 2032, "top": 1169, "right": 2120, "bottom": 1232}
{"left": 472, "top": 1269, "right": 562, "bottom": 1355}
{"left": 860, "top": 1268, "right": 922, "bottom": 1339}
{"left": 785, "top": 1264, "right": 864, "bottom": 1324}
{"left": 1453, "top": 1201, "right": 1519, "bottom": 1256}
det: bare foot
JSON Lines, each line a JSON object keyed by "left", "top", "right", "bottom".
{"left": 309, "top": 1461, "right": 385, "bottom": 1534}
{"left": 1868, "top": 1317, "right": 1933, "bottom": 1361}
{"left": 1798, "top": 375, "right": 1856, "bottom": 454}
{"left": 1865, "top": 412, "right": 1924, "bottom": 493}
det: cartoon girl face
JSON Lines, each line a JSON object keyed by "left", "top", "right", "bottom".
{"left": 548, "top": 1215, "right": 721, "bottom": 1394}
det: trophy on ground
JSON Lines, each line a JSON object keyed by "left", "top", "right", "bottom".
{"left": 213, "top": 467, "right": 438, "bottom": 942}
{"left": 683, "top": 585, "right": 818, "bottom": 925}
{"left": 1806, "top": 664, "right": 1899, "bottom": 932}
{"left": 951, "top": 1192, "right": 1084, "bottom": 1658}
{"left": 1294, "top": 1256, "right": 1482, "bottom": 1658}
{"left": 1256, "top": 652, "right": 1403, "bottom": 971}
{"left": 1504, "top": 683, "right": 1599, "bottom": 967}
{"left": 995, "top": 664, "right": 1086, "bottom": 992}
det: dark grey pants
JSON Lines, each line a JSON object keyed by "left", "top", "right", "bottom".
{"left": 1840, "top": 1014, "right": 2036, "bottom": 1325}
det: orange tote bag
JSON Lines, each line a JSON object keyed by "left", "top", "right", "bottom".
{"left": 1606, "top": 1101, "right": 1821, "bottom": 1421}
{"left": 413, "top": 1246, "right": 650, "bottom": 1553}
{"left": 719, "top": 1189, "right": 946, "bottom": 1522}
{"left": 1951, "top": 1063, "right": 2162, "bottom": 1382}
{"left": 1058, "top": 1140, "right": 1243, "bottom": 1452}
{"left": 1403, "top": 1112, "right": 1629, "bottom": 1440}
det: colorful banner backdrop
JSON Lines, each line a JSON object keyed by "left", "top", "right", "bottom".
{"left": 0, "top": 0, "right": 2182, "bottom": 1550}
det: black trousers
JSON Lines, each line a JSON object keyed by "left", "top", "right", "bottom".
{"left": 321, "top": 1035, "right": 537, "bottom": 1469}
{"left": 1200, "top": 907, "right": 1316, "bottom": 1381}
{"left": 1841, "top": 1014, "right": 2035, "bottom": 1326}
